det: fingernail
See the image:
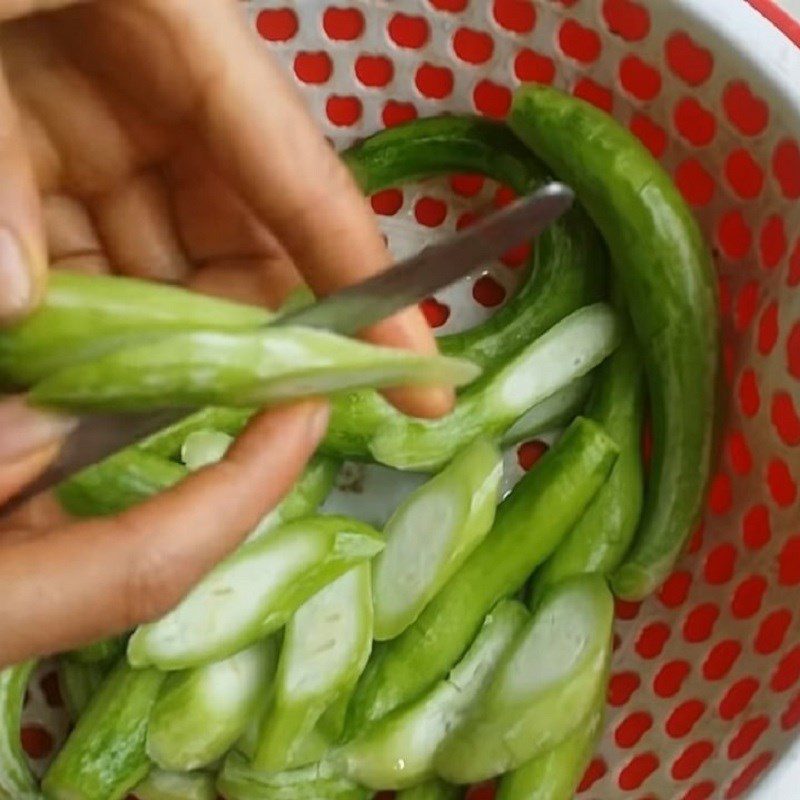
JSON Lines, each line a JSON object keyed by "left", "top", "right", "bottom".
{"left": 0, "top": 228, "right": 32, "bottom": 323}
{"left": 0, "top": 397, "right": 77, "bottom": 462}
{"left": 307, "top": 401, "right": 330, "bottom": 440}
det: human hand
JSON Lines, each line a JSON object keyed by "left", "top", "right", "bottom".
{"left": 0, "top": 0, "right": 449, "bottom": 665}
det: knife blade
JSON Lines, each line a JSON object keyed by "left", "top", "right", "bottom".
{"left": 4, "top": 182, "right": 573, "bottom": 509}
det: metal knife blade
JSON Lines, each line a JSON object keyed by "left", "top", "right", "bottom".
{"left": 4, "top": 182, "right": 573, "bottom": 509}
{"left": 276, "top": 182, "right": 574, "bottom": 334}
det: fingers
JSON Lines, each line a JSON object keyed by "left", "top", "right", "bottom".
{"left": 0, "top": 399, "right": 329, "bottom": 665}
{"left": 0, "top": 2, "right": 87, "bottom": 22}
{"left": 189, "top": 259, "right": 302, "bottom": 310}
{"left": 43, "top": 194, "right": 110, "bottom": 274}
{"left": 0, "top": 64, "right": 47, "bottom": 323}
{"left": 152, "top": 1, "right": 452, "bottom": 418}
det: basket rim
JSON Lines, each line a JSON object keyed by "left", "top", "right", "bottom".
{"left": 745, "top": 0, "right": 800, "bottom": 47}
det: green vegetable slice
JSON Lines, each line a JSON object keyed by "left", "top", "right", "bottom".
{"left": 0, "top": 662, "right": 38, "bottom": 800}
{"left": 132, "top": 769, "right": 217, "bottom": 800}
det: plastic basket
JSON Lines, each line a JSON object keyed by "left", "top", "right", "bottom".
{"left": 21, "top": 2, "right": 800, "bottom": 799}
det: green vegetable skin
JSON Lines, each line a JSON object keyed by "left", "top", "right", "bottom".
{"left": 128, "top": 516, "right": 383, "bottom": 670}
{"left": 59, "top": 659, "right": 108, "bottom": 722}
{"left": 372, "top": 438, "right": 503, "bottom": 640}
{"left": 0, "top": 270, "right": 271, "bottom": 387}
{"left": 531, "top": 323, "right": 645, "bottom": 601}
{"left": 326, "top": 116, "right": 606, "bottom": 460}
{"left": 397, "top": 781, "right": 461, "bottom": 800}
{"left": 132, "top": 769, "right": 216, "bottom": 800}
{"left": 218, "top": 754, "right": 370, "bottom": 800}
{"left": 496, "top": 694, "right": 604, "bottom": 800}
{"left": 147, "top": 640, "right": 278, "bottom": 771}
{"left": 510, "top": 85, "right": 718, "bottom": 600}
{"left": 30, "top": 327, "right": 479, "bottom": 412}
{"left": 0, "top": 662, "right": 38, "bottom": 800}
{"left": 345, "top": 417, "right": 618, "bottom": 734}
{"left": 43, "top": 661, "right": 165, "bottom": 800}
{"left": 435, "top": 575, "right": 613, "bottom": 783}
{"left": 334, "top": 599, "right": 528, "bottom": 790}
{"left": 370, "top": 304, "right": 619, "bottom": 470}
{"left": 253, "top": 564, "right": 373, "bottom": 771}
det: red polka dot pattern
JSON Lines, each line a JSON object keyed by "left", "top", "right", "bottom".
{"left": 674, "top": 98, "right": 717, "bottom": 146}
{"left": 294, "top": 51, "right": 333, "bottom": 84}
{"left": 322, "top": 7, "right": 364, "bottom": 41}
{"left": 415, "top": 63, "right": 454, "bottom": 99}
{"left": 703, "top": 640, "right": 742, "bottom": 681}
{"left": 388, "top": 13, "right": 429, "bottom": 48}
{"left": 619, "top": 55, "right": 661, "bottom": 102}
{"left": 665, "top": 33, "right": 714, "bottom": 86}
{"left": 602, "top": 0, "right": 650, "bottom": 41}
{"left": 493, "top": 0, "right": 536, "bottom": 34}
{"left": 257, "top": 8, "right": 298, "bottom": 41}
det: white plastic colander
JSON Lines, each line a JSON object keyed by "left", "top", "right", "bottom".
{"left": 21, "top": 2, "right": 800, "bottom": 798}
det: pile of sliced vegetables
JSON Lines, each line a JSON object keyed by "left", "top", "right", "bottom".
{"left": 0, "top": 84, "right": 717, "bottom": 800}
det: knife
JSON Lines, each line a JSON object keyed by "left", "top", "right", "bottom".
{"left": 7, "top": 182, "right": 574, "bottom": 506}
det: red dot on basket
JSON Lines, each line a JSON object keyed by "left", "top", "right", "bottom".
{"left": 256, "top": 8, "right": 298, "bottom": 41}
{"left": 493, "top": 0, "right": 536, "bottom": 33}
{"left": 773, "top": 139, "right": 800, "bottom": 199}
{"left": 517, "top": 440, "right": 549, "bottom": 471}
{"left": 494, "top": 185, "right": 517, "bottom": 208}
{"left": 727, "top": 430, "right": 753, "bottom": 476}
{"left": 720, "top": 677, "right": 761, "bottom": 721}
{"left": 654, "top": 660, "right": 691, "bottom": 698}
{"left": 665, "top": 32, "right": 714, "bottom": 85}
{"left": 573, "top": 78, "right": 614, "bottom": 112}
{"left": 703, "top": 640, "right": 742, "bottom": 681}
{"left": 759, "top": 216, "right": 787, "bottom": 270}
{"left": 779, "top": 536, "right": 800, "bottom": 586}
{"left": 474, "top": 80, "right": 513, "bottom": 119}
{"left": 682, "top": 782, "right": 716, "bottom": 800}
{"left": 782, "top": 695, "right": 800, "bottom": 730}
{"left": 726, "top": 752, "right": 773, "bottom": 798}
{"left": 615, "top": 598, "right": 642, "bottom": 620}
{"left": 674, "top": 97, "right": 717, "bottom": 146}
{"left": 294, "top": 52, "right": 333, "bottom": 84}
{"left": 619, "top": 55, "right": 661, "bottom": 101}
{"left": 742, "top": 504, "right": 771, "bottom": 550}
{"left": 40, "top": 671, "right": 63, "bottom": 708}
{"left": 501, "top": 241, "right": 532, "bottom": 269}
{"left": 729, "top": 717, "right": 770, "bottom": 760}
{"left": 322, "top": 7, "right": 364, "bottom": 40}
{"left": 688, "top": 522, "right": 705, "bottom": 554}
{"left": 734, "top": 281, "right": 759, "bottom": 331}
{"left": 558, "top": 20, "right": 602, "bottom": 64}
{"left": 738, "top": 368, "right": 760, "bottom": 417}
{"left": 382, "top": 101, "right": 418, "bottom": 128}
{"left": 630, "top": 113, "right": 667, "bottom": 157}
{"left": 414, "top": 197, "right": 448, "bottom": 227}
{"left": 672, "top": 741, "right": 714, "bottom": 780}
{"left": 757, "top": 302, "right": 779, "bottom": 355}
{"left": 429, "top": 0, "right": 468, "bottom": 10}
{"left": 420, "top": 297, "right": 451, "bottom": 328}
{"left": 615, "top": 711, "right": 653, "bottom": 748}
{"left": 326, "top": 96, "right": 362, "bottom": 127}
{"left": 667, "top": 699, "right": 706, "bottom": 737}
{"left": 768, "top": 457, "right": 797, "bottom": 507}
{"left": 415, "top": 63, "right": 454, "bottom": 99}
{"left": 21, "top": 725, "right": 54, "bottom": 759}
{"left": 388, "top": 13, "right": 429, "bottom": 48}
{"left": 579, "top": 758, "right": 607, "bottom": 792}
{"left": 450, "top": 174, "right": 485, "bottom": 197}
{"left": 355, "top": 55, "right": 394, "bottom": 88}
{"left": 772, "top": 392, "right": 800, "bottom": 446}
{"left": 718, "top": 211, "right": 752, "bottom": 260}
{"left": 723, "top": 81, "right": 769, "bottom": 136}
{"left": 464, "top": 783, "right": 495, "bottom": 800}
{"left": 456, "top": 211, "right": 480, "bottom": 230}
{"left": 370, "top": 189, "right": 403, "bottom": 216}
{"left": 788, "top": 322, "right": 800, "bottom": 379}
{"left": 771, "top": 646, "right": 800, "bottom": 691}
{"left": 636, "top": 621, "right": 671, "bottom": 659}
{"left": 618, "top": 753, "right": 659, "bottom": 791}
{"left": 707, "top": 472, "right": 732, "bottom": 515}
{"left": 675, "top": 158, "right": 715, "bottom": 206}
{"left": 602, "top": 0, "right": 651, "bottom": 40}
{"left": 610, "top": 671, "right": 641, "bottom": 706}
{"left": 683, "top": 602, "right": 719, "bottom": 643}
{"left": 732, "top": 575, "right": 767, "bottom": 619}
{"left": 659, "top": 570, "right": 692, "bottom": 608}
{"left": 705, "top": 544, "right": 737, "bottom": 584}
{"left": 473, "top": 275, "right": 507, "bottom": 307}
{"left": 514, "top": 49, "right": 556, "bottom": 84}
{"left": 453, "top": 28, "right": 495, "bottom": 64}
{"left": 755, "top": 609, "right": 792, "bottom": 655}
{"left": 789, "top": 239, "right": 800, "bottom": 286}
{"left": 725, "top": 149, "right": 765, "bottom": 199}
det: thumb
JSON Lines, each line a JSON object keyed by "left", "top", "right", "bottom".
{"left": 0, "top": 65, "right": 47, "bottom": 324}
